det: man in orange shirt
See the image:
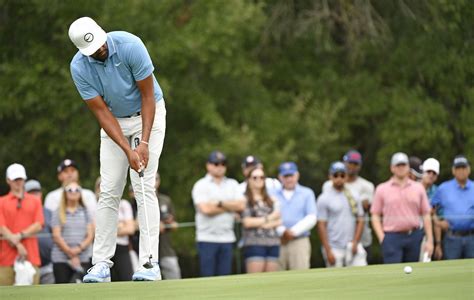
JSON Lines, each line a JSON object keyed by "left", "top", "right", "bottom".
{"left": 0, "top": 163, "right": 44, "bottom": 285}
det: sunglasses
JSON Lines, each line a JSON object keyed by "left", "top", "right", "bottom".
{"left": 213, "top": 162, "right": 226, "bottom": 167}
{"left": 65, "top": 187, "right": 81, "bottom": 193}
{"left": 250, "top": 175, "right": 265, "bottom": 181}
{"left": 332, "top": 173, "right": 346, "bottom": 178}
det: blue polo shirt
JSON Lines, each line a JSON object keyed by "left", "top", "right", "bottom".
{"left": 273, "top": 184, "right": 317, "bottom": 237}
{"left": 70, "top": 31, "right": 163, "bottom": 117}
{"left": 432, "top": 179, "right": 474, "bottom": 231}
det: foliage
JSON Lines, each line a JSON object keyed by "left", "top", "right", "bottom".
{"left": 0, "top": 0, "right": 472, "bottom": 275}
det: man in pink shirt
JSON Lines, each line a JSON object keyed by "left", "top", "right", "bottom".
{"left": 371, "top": 152, "right": 433, "bottom": 263}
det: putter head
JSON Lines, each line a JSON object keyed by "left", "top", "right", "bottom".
{"left": 143, "top": 261, "right": 153, "bottom": 269}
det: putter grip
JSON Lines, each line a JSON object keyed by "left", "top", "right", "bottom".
{"left": 139, "top": 170, "right": 144, "bottom": 177}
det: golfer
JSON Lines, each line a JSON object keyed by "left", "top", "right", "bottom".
{"left": 68, "top": 17, "right": 166, "bottom": 282}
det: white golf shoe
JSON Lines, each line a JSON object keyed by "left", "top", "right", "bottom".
{"left": 132, "top": 263, "right": 162, "bottom": 281}
{"left": 83, "top": 262, "right": 111, "bottom": 283}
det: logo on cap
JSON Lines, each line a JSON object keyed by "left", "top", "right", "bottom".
{"left": 84, "top": 33, "right": 94, "bottom": 43}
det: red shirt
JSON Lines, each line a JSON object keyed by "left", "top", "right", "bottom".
{"left": 0, "top": 192, "right": 44, "bottom": 266}
{"left": 371, "top": 178, "right": 431, "bottom": 232}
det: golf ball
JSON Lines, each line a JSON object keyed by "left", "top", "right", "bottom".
{"left": 404, "top": 266, "right": 412, "bottom": 274}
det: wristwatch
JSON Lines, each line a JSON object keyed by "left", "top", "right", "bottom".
{"left": 217, "top": 201, "right": 223, "bottom": 208}
{"left": 19, "top": 232, "right": 25, "bottom": 240}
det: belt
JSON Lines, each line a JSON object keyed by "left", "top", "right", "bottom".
{"left": 448, "top": 229, "right": 474, "bottom": 237}
{"left": 389, "top": 228, "right": 420, "bottom": 235}
{"left": 120, "top": 111, "right": 141, "bottom": 118}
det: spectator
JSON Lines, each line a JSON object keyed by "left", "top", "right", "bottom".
{"left": 25, "top": 179, "right": 55, "bottom": 284}
{"left": 408, "top": 156, "right": 423, "bottom": 182}
{"left": 95, "top": 177, "right": 135, "bottom": 281}
{"left": 371, "top": 152, "right": 433, "bottom": 264}
{"left": 156, "top": 172, "right": 182, "bottom": 280}
{"left": 238, "top": 155, "right": 281, "bottom": 194}
{"left": 431, "top": 155, "right": 474, "bottom": 259}
{"left": 51, "top": 181, "right": 94, "bottom": 283}
{"left": 274, "top": 162, "right": 317, "bottom": 270}
{"left": 0, "top": 163, "right": 44, "bottom": 285}
{"left": 420, "top": 158, "right": 441, "bottom": 260}
{"left": 44, "top": 159, "right": 97, "bottom": 222}
{"left": 192, "top": 150, "right": 245, "bottom": 277}
{"left": 322, "top": 150, "right": 374, "bottom": 262}
{"left": 318, "top": 162, "right": 366, "bottom": 268}
{"left": 241, "top": 166, "right": 281, "bottom": 273}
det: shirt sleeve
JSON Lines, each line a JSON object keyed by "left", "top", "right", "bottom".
{"left": 70, "top": 63, "right": 100, "bottom": 100}
{"left": 0, "top": 199, "right": 5, "bottom": 227}
{"left": 50, "top": 210, "right": 60, "bottom": 228}
{"left": 356, "top": 194, "right": 364, "bottom": 217}
{"left": 305, "top": 189, "right": 317, "bottom": 216}
{"left": 322, "top": 180, "right": 332, "bottom": 193}
{"left": 419, "top": 186, "right": 432, "bottom": 214}
{"left": 124, "top": 39, "right": 154, "bottom": 81}
{"left": 361, "top": 181, "right": 375, "bottom": 203}
{"left": 370, "top": 185, "right": 384, "bottom": 215}
{"left": 316, "top": 196, "right": 329, "bottom": 221}
{"left": 192, "top": 180, "right": 208, "bottom": 204}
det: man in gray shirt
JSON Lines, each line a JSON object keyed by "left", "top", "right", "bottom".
{"left": 192, "top": 151, "right": 245, "bottom": 277}
{"left": 317, "top": 162, "right": 366, "bottom": 267}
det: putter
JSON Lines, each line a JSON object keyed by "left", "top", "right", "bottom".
{"left": 134, "top": 138, "right": 154, "bottom": 269}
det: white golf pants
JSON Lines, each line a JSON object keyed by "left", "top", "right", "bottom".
{"left": 93, "top": 100, "right": 166, "bottom": 268}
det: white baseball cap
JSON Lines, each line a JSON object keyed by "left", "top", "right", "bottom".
{"left": 68, "top": 17, "right": 107, "bottom": 56}
{"left": 6, "top": 163, "right": 27, "bottom": 181}
{"left": 422, "top": 158, "right": 440, "bottom": 175}
{"left": 391, "top": 152, "right": 409, "bottom": 166}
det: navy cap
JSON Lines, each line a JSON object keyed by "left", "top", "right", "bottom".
{"left": 453, "top": 155, "right": 469, "bottom": 168}
{"left": 329, "top": 161, "right": 347, "bottom": 175}
{"left": 57, "top": 159, "right": 78, "bottom": 173}
{"left": 279, "top": 162, "right": 298, "bottom": 176}
{"left": 409, "top": 156, "right": 423, "bottom": 179}
{"left": 343, "top": 150, "right": 362, "bottom": 164}
{"left": 242, "top": 155, "right": 261, "bottom": 168}
{"left": 207, "top": 151, "right": 227, "bottom": 164}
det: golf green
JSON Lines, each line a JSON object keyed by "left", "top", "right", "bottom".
{"left": 1, "top": 259, "right": 473, "bottom": 299}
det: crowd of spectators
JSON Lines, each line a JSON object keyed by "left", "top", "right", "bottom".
{"left": 0, "top": 150, "right": 472, "bottom": 285}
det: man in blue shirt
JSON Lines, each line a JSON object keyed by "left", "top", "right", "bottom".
{"left": 68, "top": 17, "right": 166, "bottom": 282}
{"left": 274, "top": 162, "right": 317, "bottom": 270}
{"left": 432, "top": 155, "right": 474, "bottom": 260}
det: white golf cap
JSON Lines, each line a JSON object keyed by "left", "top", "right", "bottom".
{"left": 6, "top": 163, "right": 27, "bottom": 181}
{"left": 422, "top": 158, "right": 440, "bottom": 175}
{"left": 68, "top": 17, "right": 107, "bottom": 56}
{"left": 391, "top": 152, "right": 409, "bottom": 166}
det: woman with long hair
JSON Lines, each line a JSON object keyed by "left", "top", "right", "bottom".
{"left": 51, "top": 181, "right": 94, "bottom": 283}
{"left": 242, "top": 166, "right": 281, "bottom": 273}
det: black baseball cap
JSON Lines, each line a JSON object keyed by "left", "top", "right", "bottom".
{"left": 453, "top": 155, "right": 469, "bottom": 168}
{"left": 57, "top": 159, "right": 78, "bottom": 173}
{"left": 207, "top": 151, "right": 227, "bottom": 164}
{"left": 242, "top": 155, "right": 261, "bottom": 168}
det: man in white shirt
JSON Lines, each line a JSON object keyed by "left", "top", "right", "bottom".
{"left": 44, "top": 159, "right": 97, "bottom": 221}
{"left": 192, "top": 151, "right": 245, "bottom": 277}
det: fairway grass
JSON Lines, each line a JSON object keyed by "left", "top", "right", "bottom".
{"left": 1, "top": 259, "right": 473, "bottom": 300}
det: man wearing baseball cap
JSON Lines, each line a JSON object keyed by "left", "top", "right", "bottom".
{"left": 317, "top": 162, "right": 366, "bottom": 268}
{"left": 68, "top": 16, "right": 167, "bottom": 282}
{"left": 371, "top": 152, "right": 433, "bottom": 264}
{"left": 0, "top": 164, "right": 44, "bottom": 285}
{"left": 44, "top": 159, "right": 97, "bottom": 222}
{"left": 432, "top": 155, "right": 474, "bottom": 260}
{"left": 274, "top": 162, "right": 317, "bottom": 270}
{"left": 322, "top": 150, "right": 375, "bottom": 262}
{"left": 192, "top": 151, "right": 245, "bottom": 277}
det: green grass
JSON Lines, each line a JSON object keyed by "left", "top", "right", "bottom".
{"left": 1, "top": 260, "right": 473, "bottom": 300}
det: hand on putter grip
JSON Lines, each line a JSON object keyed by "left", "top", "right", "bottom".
{"left": 135, "top": 143, "right": 149, "bottom": 168}
{"left": 127, "top": 150, "right": 142, "bottom": 172}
